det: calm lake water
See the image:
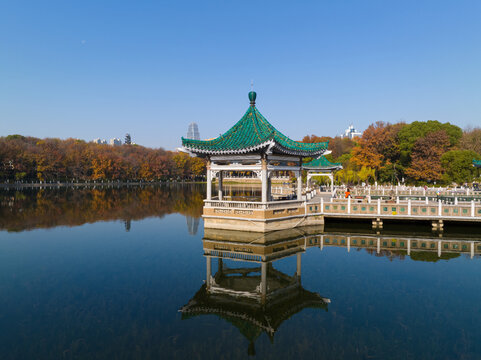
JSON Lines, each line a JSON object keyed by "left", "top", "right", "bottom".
{"left": 1, "top": 185, "right": 481, "bottom": 359}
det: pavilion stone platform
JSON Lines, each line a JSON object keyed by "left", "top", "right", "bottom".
{"left": 181, "top": 91, "right": 331, "bottom": 232}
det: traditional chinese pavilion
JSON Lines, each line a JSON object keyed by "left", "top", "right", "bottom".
{"left": 303, "top": 155, "right": 342, "bottom": 193}
{"left": 473, "top": 159, "right": 481, "bottom": 168}
{"left": 181, "top": 91, "right": 329, "bottom": 232}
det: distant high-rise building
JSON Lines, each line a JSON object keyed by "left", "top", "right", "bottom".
{"left": 340, "top": 125, "right": 362, "bottom": 140}
{"left": 187, "top": 122, "right": 200, "bottom": 140}
{"left": 109, "top": 138, "right": 122, "bottom": 146}
{"left": 93, "top": 138, "right": 107, "bottom": 145}
{"left": 125, "top": 133, "right": 131, "bottom": 145}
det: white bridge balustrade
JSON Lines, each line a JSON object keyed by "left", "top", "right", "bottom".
{"left": 338, "top": 185, "right": 481, "bottom": 198}
{"left": 204, "top": 199, "right": 305, "bottom": 210}
{"left": 307, "top": 198, "right": 481, "bottom": 221}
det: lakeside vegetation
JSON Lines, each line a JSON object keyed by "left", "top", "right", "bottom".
{"left": 0, "top": 135, "right": 205, "bottom": 182}
{"left": 304, "top": 121, "right": 481, "bottom": 185}
{"left": 1, "top": 121, "right": 480, "bottom": 185}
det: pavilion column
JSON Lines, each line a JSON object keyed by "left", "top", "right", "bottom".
{"left": 218, "top": 171, "right": 223, "bottom": 200}
{"left": 267, "top": 176, "right": 272, "bottom": 201}
{"left": 330, "top": 174, "right": 334, "bottom": 193}
{"left": 206, "top": 161, "right": 212, "bottom": 201}
{"left": 261, "top": 158, "right": 268, "bottom": 203}
{"left": 296, "top": 170, "right": 302, "bottom": 200}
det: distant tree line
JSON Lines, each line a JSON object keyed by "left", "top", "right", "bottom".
{"left": 0, "top": 135, "right": 206, "bottom": 182}
{"left": 3, "top": 121, "right": 480, "bottom": 185}
{"left": 303, "top": 122, "right": 481, "bottom": 185}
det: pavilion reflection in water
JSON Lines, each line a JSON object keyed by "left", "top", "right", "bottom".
{"left": 180, "top": 229, "right": 331, "bottom": 355}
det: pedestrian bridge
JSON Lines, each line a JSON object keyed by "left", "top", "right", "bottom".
{"left": 314, "top": 196, "right": 481, "bottom": 230}
{"left": 203, "top": 192, "right": 481, "bottom": 232}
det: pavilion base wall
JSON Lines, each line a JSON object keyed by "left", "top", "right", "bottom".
{"left": 203, "top": 208, "right": 324, "bottom": 233}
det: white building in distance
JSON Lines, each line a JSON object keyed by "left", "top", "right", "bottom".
{"left": 93, "top": 138, "right": 107, "bottom": 145}
{"left": 109, "top": 138, "right": 122, "bottom": 146}
{"left": 340, "top": 125, "right": 362, "bottom": 140}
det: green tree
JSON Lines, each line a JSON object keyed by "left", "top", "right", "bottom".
{"left": 397, "top": 120, "right": 462, "bottom": 166}
{"left": 441, "top": 150, "right": 481, "bottom": 184}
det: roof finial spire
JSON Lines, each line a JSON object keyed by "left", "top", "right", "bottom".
{"left": 248, "top": 81, "right": 256, "bottom": 107}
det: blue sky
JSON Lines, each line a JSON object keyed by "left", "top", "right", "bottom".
{"left": 1, "top": 0, "right": 480, "bottom": 149}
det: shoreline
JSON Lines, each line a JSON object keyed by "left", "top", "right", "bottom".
{"left": 0, "top": 181, "right": 206, "bottom": 189}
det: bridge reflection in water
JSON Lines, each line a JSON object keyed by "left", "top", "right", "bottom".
{"left": 180, "top": 226, "right": 481, "bottom": 354}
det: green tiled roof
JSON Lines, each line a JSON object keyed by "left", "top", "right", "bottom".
{"left": 473, "top": 159, "right": 481, "bottom": 168}
{"left": 303, "top": 156, "right": 342, "bottom": 170}
{"left": 182, "top": 95, "right": 328, "bottom": 156}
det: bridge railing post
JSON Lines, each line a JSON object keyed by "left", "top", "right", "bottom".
{"left": 471, "top": 200, "right": 475, "bottom": 217}
{"left": 438, "top": 200, "right": 442, "bottom": 217}
{"left": 408, "top": 199, "right": 411, "bottom": 216}
{"left": 377, "top": 198, "right": 381, "bottom": 215}
{"left": 320, "top": 197, "right": 324, "bottom": 213}
{"left": 348, "top": 197, "right": 351, "bottom": 214}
